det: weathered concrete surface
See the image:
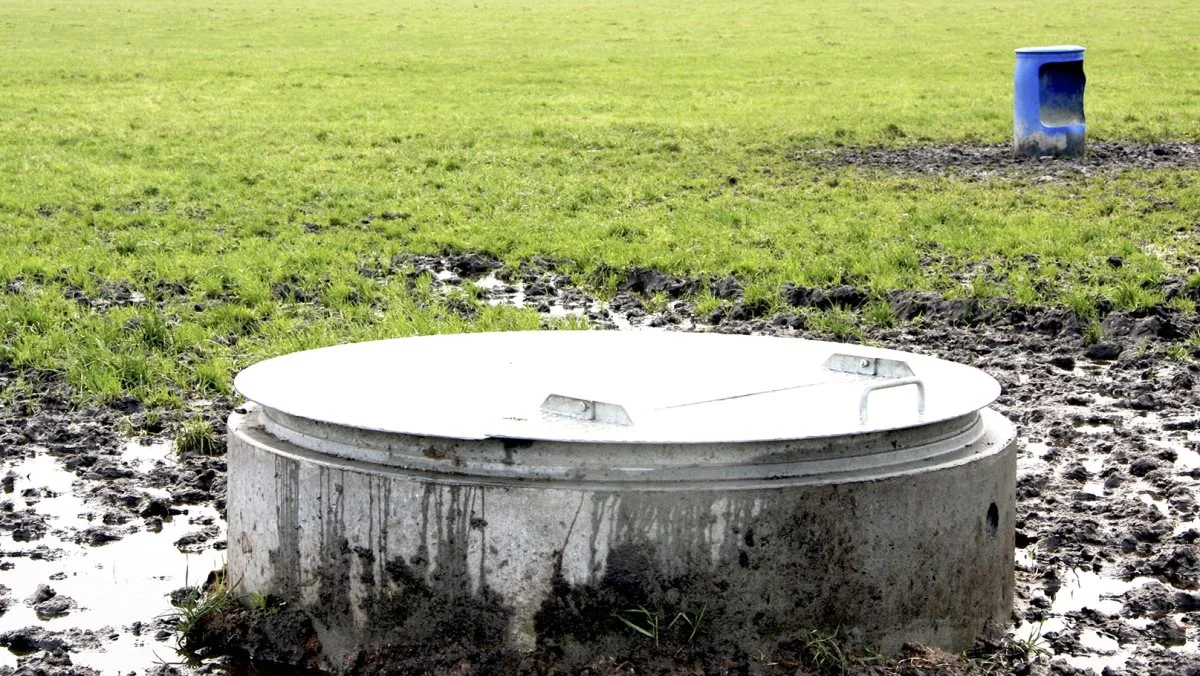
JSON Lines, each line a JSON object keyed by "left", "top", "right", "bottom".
{"left": 228, "top": 403, "right": 1015, "bottom": 661}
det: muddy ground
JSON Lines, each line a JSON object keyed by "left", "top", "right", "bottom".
{"left": 3, "top": 250, "right": 1200, "bottom": 674}
{"left": 800, "top": 141, "right": 1200, "bottom": 178}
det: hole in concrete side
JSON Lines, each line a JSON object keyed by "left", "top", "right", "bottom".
{"left": 986, "top": 503, "right": 999, "bottom": 537}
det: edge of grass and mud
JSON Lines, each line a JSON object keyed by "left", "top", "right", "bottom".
{"left": 5, "top": 244, "right": 1200, "bottom": 423}
{"left": 4, "top": 141, "right": 1200, "bottom": 413}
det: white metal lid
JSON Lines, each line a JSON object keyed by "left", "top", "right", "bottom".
{"left": 234, "top": 331, "right": 1000, "bottom": 444}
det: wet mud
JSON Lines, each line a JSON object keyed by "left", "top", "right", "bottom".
{"left": 0, "top": 370, "right": 231, "bottom": 674}
{"left": 3, "top": 255, "right": 1200, "bottom": 673}
{"left": 800, "top": 141, "right": 1200, "bottom": 178}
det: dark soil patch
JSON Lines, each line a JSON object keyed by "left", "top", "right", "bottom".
{"left": 182, "top": 603, "right": 324, "bottom": 671}
{"left": 800, "top": 141, "right": 1200, "bottom": 177}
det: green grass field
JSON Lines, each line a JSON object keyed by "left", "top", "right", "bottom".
{"left": 2, "top": 0, "right": 1199, "bottom": 404}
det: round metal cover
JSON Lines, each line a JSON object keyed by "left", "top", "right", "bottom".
{"left": 234, "top": 331, "right": 1000, "bottom": 444}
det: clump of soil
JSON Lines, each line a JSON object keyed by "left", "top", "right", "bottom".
{"left": 180, "top": 602, "right": 324, "bottom": 671}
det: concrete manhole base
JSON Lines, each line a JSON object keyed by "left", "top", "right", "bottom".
{"left": 227, "top": 332, "right": 1017, "bottom": 660}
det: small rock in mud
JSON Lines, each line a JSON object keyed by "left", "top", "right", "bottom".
{"left": 524, "top": 280, "right": 555, "bottom": 298}
{"left": 3, "top": 510, "right": 49, "bottom": 542}
{"left": 710, "top": 276, "right": 742, "bottom": 301}
{"left": 1177, "top": 590, "right": 1200, "bottom": 612}
{"left": 607, "top": 292, "right": 643, "bottom": 313}
{"left": 26, "top": 584, "right": 55, "bottom": 605}
{"left": 617, "top": 267, "right": 698, "bottom": 298}
{"left": 1102, "top": 314, "right": 1135, "bottom": 338}
{"left": 1148, "top": 617, "right": 1189, "bottom": 647}
{"left": 101, "top": 510, "right": 130, "bottom": 525}
{"left": 783, "top": 283, "right": 869, "bottom": 311}
{"left": 446, "top": 253, "right": 500, "bottom": 278}
{"left": 35, "top": 595, "right": 75, "bottom": 620}
{"left": 1129, "top": 456, "right": 1167, "bottom": 477}
{"left": 169, "top": 487, "right": 211, "bottom": 504}
{"left": 169, "top": 586, "right": 200, "bottom": 608}
{"left": 1133, "top": 545, "right": 1200, "bottom": 588}
{"left": 1124, "top": 393, "right": 1163, "bottom": 411}
{"left": 0, "top": 626, "right": 71, "bottom": 653}
{"left": 1049, "top": 355, "right": 1076, "bottom": 371}
{"left": 138, "top": 497, "right": 172, "bottom": 518}
{"left": 81, "top": 461, "right": 134, "bottom": 480}
{"left": 1124, "top": 580, "right": 1177, "bottom": 617}
{"left": 1132, "top": 317, "right": 1164, "bottom": 339}
{"left": 825, "top": 284, "right": 869, "bottom": 309}
{"left": 76, "top": 526, "right": 121, "bottom": 546}
{"left": 12, "top": 649, "right": 99, "bottom": 675}
{"left": 1061, "top": 464, "right": 1091, "bottom": 482}
{"left": 1084, "top": 343, "right": 1123, "bottom": 361}
{"left": 175, "top": 525, "right": 220, "bottom": 552}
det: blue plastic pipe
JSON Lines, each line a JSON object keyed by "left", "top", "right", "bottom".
{"left": 1014, "top": 45, "right": 1086, "bottom": 157}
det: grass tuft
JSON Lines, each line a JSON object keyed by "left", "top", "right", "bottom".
{"left": 163, "top": 568, "right": 236, "bottom": 654}
{"left": 797, "top": 628, "right": 852, "bottom": 675}
{"left": 174, "top": 418, "right": 219, "bottom": 456}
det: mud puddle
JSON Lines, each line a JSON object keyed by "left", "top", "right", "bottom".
{"left": 0, "top": 440, "right": 225, "bottom": 674}
{"left": 421, "top": 258, "right": 700, "bottom": 332}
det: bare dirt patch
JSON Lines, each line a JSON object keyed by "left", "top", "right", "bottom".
{"left": 800, "top": 141, "right": 1200, "bottom": 178}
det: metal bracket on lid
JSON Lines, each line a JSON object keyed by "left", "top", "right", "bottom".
{"left": 541, "top": 394, "right": 634, "bottom": 426}
{"left": 824, "top": 353, "right": 915, "bottom": 378}
{"left": 858, "top": 377, "right": 926, "bottom": 424}
{"left": 825, "top": 353, "right": 924, "bottom": 424}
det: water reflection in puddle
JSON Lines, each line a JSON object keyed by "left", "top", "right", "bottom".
{"left": 1023, "top": 441, "right": 1051, "bottom": 459}
{"left": 1046, "top": 569, "right": 1150, "bottom": 616}
{"left": 0, "top": 442, "right": 224, "bottom": 673}
{"left": 1175, "top": 443, "right": 1200, "bottom": 472}
{"left": 473, "top": 273, "right": 659, "bottom": 332}
{"left": 1064, "top": 629, "right": 1131, "bottom": 672}
{"left": 1021, "top": 565, "right": 1200, "bottom": 673}
{"left": 1139, "top": 491, "right": 1170, "bottom": 517}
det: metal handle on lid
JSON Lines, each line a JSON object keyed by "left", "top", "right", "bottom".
{"left": 858, "top": 377, "right": 926, "bottom": 424}
{"left": 541, "top": 394, "right": 634, "bottom": 426}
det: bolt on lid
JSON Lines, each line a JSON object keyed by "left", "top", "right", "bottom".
{"left": 234, "top": 331, "right": 1001, "bottom": 445}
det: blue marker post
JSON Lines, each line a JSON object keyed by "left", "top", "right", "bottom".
{"left": 1013, "top": 45, "right": 1086, "bottom": 157}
